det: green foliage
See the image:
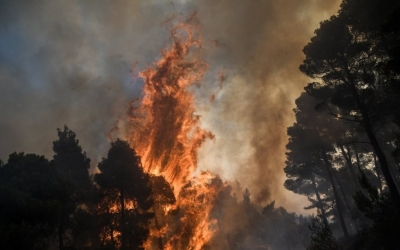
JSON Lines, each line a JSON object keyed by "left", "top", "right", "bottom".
{"left": 262, "top": 201, "right": 312, "bottom": 250}
{"left": 307, "top": 213, "right": 340, "bottom": 250}
{"left": 300, "top": 0, "right": 400, "bottom": 212}
{"left": 285, "top": 92, "right": 348, "bottom": 234}
{"left": 291, "top": 1, "right": 400, "bottom": 248}
{"left": 353, "top": 169, "right": 400, "bottom": 249}
{"left": 353, "top": 170, "right": 380, "bottom": 219}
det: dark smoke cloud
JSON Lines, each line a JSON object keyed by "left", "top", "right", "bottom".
{"left": 0, "top": 0, "right": 340, "bottom": 211}
{"left": 0, "top": 0, "right": 176, "bottom": 166}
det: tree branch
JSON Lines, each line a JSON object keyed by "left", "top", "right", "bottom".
{"left": 328, "top": 111, "right": 363, "bottom": 124}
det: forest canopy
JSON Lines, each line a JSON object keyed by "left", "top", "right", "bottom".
{"left": 286, "top": 0, "right": 400, "bottom": 248}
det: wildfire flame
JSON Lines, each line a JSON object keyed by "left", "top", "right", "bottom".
{"left": 125, "top": 14, "right": 227, "bottom": 249}
{"left": 126, "top": 13, "right": 214, "bottom": 194}
{"left": 163, "top": 171, "right": 223, "bottom": 250}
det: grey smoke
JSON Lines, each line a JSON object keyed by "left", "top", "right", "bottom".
{"left": 0, "top": 0, "right": 340, "bottom": 211}
{"left": 194, "top": 0, "right": 341, "bottom": 210}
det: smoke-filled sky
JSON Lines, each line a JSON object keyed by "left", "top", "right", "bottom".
{"left": 0, "top": 0, "right": 340, "bottom": 212}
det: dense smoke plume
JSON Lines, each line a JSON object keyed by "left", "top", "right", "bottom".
{"left": 195, "top": 0, "right": 341, "bottom": 209}
{"left": 0, "top": 0, "right": 340, "bottom": 211}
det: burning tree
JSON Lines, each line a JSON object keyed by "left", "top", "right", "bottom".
{"left": 52, "top": 125, "right": 92, "bottom": 250}
{"left": 94, "top": 139, "right": 154, "bottom": 250}
{"left": 113, "top": 13, "right": 310, "bottom": 250}
{"left": 126, "top": 13, "right": 214, "bottom": 192}
{"left": 124, "top": 14, "right": 225, "bottom": 249}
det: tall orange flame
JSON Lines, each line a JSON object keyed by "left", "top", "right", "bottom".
{"left": 126, "top": 13, "right": 214, "bottom": 194}
{"left": 125, "top": 14, "right": 226, "bottom": 249}
{"left": 163, "top": 171, "right": 224, "bottom": 250}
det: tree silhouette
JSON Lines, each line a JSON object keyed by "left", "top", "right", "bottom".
{"left": 352, "top": 169, "right": 400, "bottom": 248}
{"left": 307, "top": 213, "right": 339, "bottom": 250}
{"left": 94, "top": 139, "right": 153, "bottom": 250}
{"left": 148, "top": 175, "right": 176, "bottom": 249}
{"left": 0, "top": 153, "right": 71, "bottom": 249}
{"left": 300, "top": 3, "right": 400, "bottom": 210}
{"left": 285, "top": 93, "right": 352, "bottom": 238}
{"left": 52, "top": 125, "right": 92, "bottom": 249}
{"left": 53, "top": 125, "right": 91, "bottom": 200}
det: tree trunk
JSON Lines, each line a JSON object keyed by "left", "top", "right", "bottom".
{"left": 120, "top": 189, "right": 126, "bottom": 250}
{"left": 373, "top": 153, "right": 383, "bottom": 193}
{"left": 339, "top": 144, "right": 361, "bottom": 191}
{"left": 154, "top": 213, "right": 164, "bottom": 250}
{"left": 108, "top": 206, "right": 114, "bottom": 245}
{"left": 321, "top": 149, "right": 349, "bottom": 239}
{"left": 353, "top": 145, "right": 362, "bottom": 169}
{"left": 331, "top": 169, "right": 351, "bottom": 212}
{"left": 58, "top": 205, "right": 67, "bottom": 250}
{"left": 345, "top": 66, "right": 400, "bottom": 211}
{"left": 331, "top": 168, "right": 361, "bottom": 233}
{"left": 311, "top": 175, "right": 328, "bottom": 224}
